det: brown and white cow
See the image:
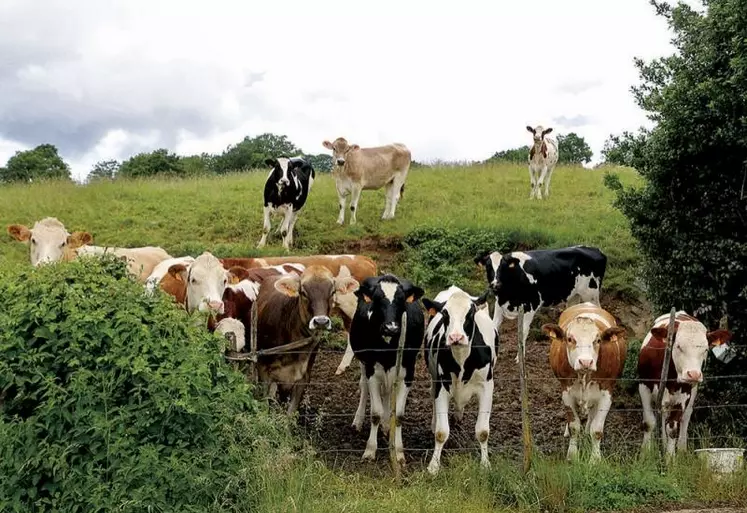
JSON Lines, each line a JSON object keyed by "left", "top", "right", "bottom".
{"left": 7, "top": 217, "right": 172, "bottom": 282}
{"left": 526, "top": 125, "right": 559, "bottom": 200}
{"left": 322, "top": 137, "right": 412, "bottom": 225}
{"left": 255, "top": 265, "right": 359, "bottom": 415}
{"left": 219, "top": 253, "right": 378, "bottom": 375}
{"left": 638, "top": 311, "right": 732, "bottom": 458}
{"left": 543, "top": 302, "right": 627, "bottom": 462}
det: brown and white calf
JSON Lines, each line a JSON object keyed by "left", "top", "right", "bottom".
{"left": 637, "top": 311, "right": 732, "bottom": 458}
{"left": 7, "top": 217, "right": 172, "bottom": 282}
{"left": 526, "top": 125, "right": 559, "bottom": 200}
{"left": 322, "top": 137, "right": 412, "bottom": 225}
{"left": 543, "top": 302, "right": 627, "bottom": 462}
{"left": 255, "top": 266, "right": 359, "bottom": 415}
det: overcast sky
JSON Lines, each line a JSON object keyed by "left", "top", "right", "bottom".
{"left": 0, "top": 0, "right": 678, "bottom": 181}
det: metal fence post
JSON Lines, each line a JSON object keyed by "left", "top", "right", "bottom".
{"left": 517, "top": 306, "right": 533, "bottom": 474}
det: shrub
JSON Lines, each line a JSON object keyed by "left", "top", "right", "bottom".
{"left": 0, "top": 256, "right": 291, "bottom": 512}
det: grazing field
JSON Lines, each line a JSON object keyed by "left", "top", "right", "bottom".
{"left": 3, "top": 163, "right": 746, "bottom": 513}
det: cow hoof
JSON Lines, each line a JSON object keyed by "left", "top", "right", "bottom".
{"left": 396, "top": 452, "right": 406, "bottom": 465}
{"left": 481, "top": 458, "right": 491, "bottom": 470}
{"left": 351, "top": 420, "right": 363, "bottom": 432}
{"left": 427, "top": 461, "right": 440, "bottom": 475}
{"left": 362, "top": 449, "right": 376, "bottom": 461}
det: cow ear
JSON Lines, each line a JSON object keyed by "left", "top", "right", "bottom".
{"left": 473, "top": 251, "right": 491, "bottom": 267}
{"left": 336, "top": 265, "right": 352, "bottom": 279}
{"left": 7, "top": 224, "right": 31, "bottom": 242}
{"left": 168, "top": 264, "right": 189, "bottom": 282}
{"left": 350, "top": 144, "right": 360, "bottom": 151}
{"left": 402, "top": 282, "right": 424, "bottom": 303}
{"left": 354, "top": 289, "right": 373, "bottom": 303}
{"left": 421, "top": 298, "right": 443, "bottom": 317}
{"left": 707, "top": 329, "right": 733, "bottom": 347}
{"left": 322, "top": 140, "right": 334, "bottom": 150}
{"left": 650, "top": 327, "right": 669, "bottom": 340}
{"left": 227, "top": 266, "right": 249, "bottom": 285}
{"left": 542, "top": 323, "right": 564, "bottom": 341}
{"left": 542, "top": 127, "right": 553, "bottom": 136}
{"left": 504, "top": 256, "right": 520, "bottom": 268}
{"left": 335, "top": 276, "right": 359, "bottom": 295}
{"left": 67, "top": 231, "right": 92, "bottom": 249}
{"left": 601, "top": 326, "right": 626, "bottom": 343}
{"left": 526, "top": 125, "right": 535, "bottom": 133}
{"left": 265, "top": 158, "right": 276, "bottom": 168}
{"left": 274, "top": 275, "right": 300, "bottom": 297}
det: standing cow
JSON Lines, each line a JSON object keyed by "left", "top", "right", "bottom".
{"left": 258, "top": 156, "right": 315, "bottom": 250}
{"left": 422, "top": 286, "right": 496, "bottom": 475}
{"left": 349, "top": 274, "right": 425, "bottom": 464}
{"left": 638, "top": 312, "right": 732, "bottom": 459}
{"left": 322, "top": 137, "right": 411, "bottom": 225}
{"left": 543, "top": 302, "right": 627, "bottom": 462}
{"left": 526, "top": 125, "right": 559, "bottom": 200}
{"left": 475, "top": 245, "right": 607, "bottom": 362}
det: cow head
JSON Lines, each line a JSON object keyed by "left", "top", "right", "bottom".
{"left": 543, "top": 318, "right": 626, "bottom": 372}
{"left": 322, "top": 137, "right": 360, "bottom": 167}
{"left": 650, "top": 322, "right": 732, "bottom": 384}
{"left": 169, "top": 251, "right": 239, "bottom": 315}
{"left": 423, "top": 288, "right": 489, "bottom": 348}
{"left": 526, "top": 125, "right": 553, "bottom": 144}
{"left": 355, "top": 274, "right": 424, "bottom": 343}
{"left": 7, "top": 217, "right": 93, "bottom": 267}
{"left": 474, "top": 251, "right": 503, "bottom": 294}
{"left": 273, "top": 265, "right": 359, "bottom": 331}
{"left": 265, "top": 157, "right": 293, "bottom": 191}
{"left": 475, "top": 251, "right": 533, "bottom": 296}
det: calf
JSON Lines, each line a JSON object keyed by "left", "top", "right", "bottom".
{"left": 256, "top": 266, "right": 359, "bottom": 415}
{"left": 422, "top": 286, "right": 496, "bottom": 475}
{"left": 543, "top": 302, "right": 627, "bottom": 462}
{"left": 475, "top": 245, "right": 607, "bottom": 361}
{"left": 258, "top": 157, "right": 315, "bottom": 250}
{"left": 349, "top": 274, "right": 425, "bottom": 464}
{"left": 322, "top": 137, "right": 412, "bottom": 225}
{"left": 638, "top": 312, "right": 732, "bottom": 458}
{"left": 526, "top": 125, "right": 559, "bottom": 200}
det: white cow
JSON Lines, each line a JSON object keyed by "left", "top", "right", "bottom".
{"left": 322, "top": 137, "right": 411, "bottom": 225}
{"left": 526, "top": 125, "right": 559, "bottom": 200}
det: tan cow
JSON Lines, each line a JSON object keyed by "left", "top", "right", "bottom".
{"left": 7, "top": 217, "right": 171, "bottom": 282}
{"left": 526, "top": 125, "right": 559, "bottom": 200}
{"left": 322, "top": 137, "right": 412, "bottom": 224}
{"left": 543, "top": 302, "right": 627, "bottom": 462}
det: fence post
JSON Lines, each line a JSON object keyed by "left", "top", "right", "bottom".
{"left": 248, "top": 301, "right": 259, "bottom": 383}
{"left": 656, "top": 307, "right": 677, "bottom": 466}
{"left": 517, "top": 305, "right": 533, "bottom": 474}
{"left": 389, "top": 311, "right": 407, "bottom": 481}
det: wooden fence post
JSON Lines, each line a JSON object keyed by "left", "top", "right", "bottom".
{"left": 248, "top": 301, "right": 259, "bottom": 383}
{"left": 656, "top": 307, "right": 677, "bottom": 466}
{"left": 517, "top": 306, "right": 533, "bottom": 474}
{"left": 389, "top": 311, "right": 407, "bottom": 481}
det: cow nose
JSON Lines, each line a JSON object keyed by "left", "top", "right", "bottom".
{"left": 448, "top": 333, "right": 465, "bottom": 345}
{"left": 382, "top": 323, "right": 399, "bottom": 335}
{"left": 686, "top": 370, "right": 703, "bottom": 382}
{"left": 579, "top": 359, "right": 593, "bottom": 369}
{"left": 491, "top": 281, "right": 501, "bottom": 291}
{"left": 207, "top": 300, "right": 224, "bottom": 312}
{"left": 312, "top": 316, "right": 331, "bottom": 329}
{"left": 336, "top": 159, "right": 345, "bottom": 166}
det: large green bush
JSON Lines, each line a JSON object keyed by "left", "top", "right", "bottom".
{"left": 0, "top": 256, "right": 291, "bottom": 512}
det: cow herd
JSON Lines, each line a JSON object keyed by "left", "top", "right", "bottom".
{"left": 4, "top": 134, "right": 736, "bottom": 475}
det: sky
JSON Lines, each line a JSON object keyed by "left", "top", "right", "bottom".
{"left": 0, "top": 0, "right": 680, "bottom": 181}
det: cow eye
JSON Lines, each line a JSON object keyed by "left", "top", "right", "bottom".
{"left": 60, "top": 241, "right": 67, "bottom": 247}
{"left": 30, "top": 238, "right": 36, "bottom": 245}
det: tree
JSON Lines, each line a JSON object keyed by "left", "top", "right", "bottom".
{"left": 0, "top": 144, "right": 71, "bottom": 183}
{"left": 180, "top": 153, "right": 217, "bottom": 176}
{"left": 87, "top": 159, "right": 120, "bottom": 182}
{"left": 605, "top": 0, "right": 747, "bottom": 427}
{"left": 557, "top": 132, "right": 593, "bottom": 164}
{"left": 601, "top": 130, "right": 649, "bottom": 167}
{"left": 213, "top": 133, "right": 302, "bottom": 174}
{"left": 118, "top": 148, "right": 184, "bottom": 179}
{"left": 303, "top": 153, "right": 333, "bottom": 172}
{"left": 485, "top": 146, "right": 531, "bottom": 163}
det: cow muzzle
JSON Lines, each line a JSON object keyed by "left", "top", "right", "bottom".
{"left": 447, "top": 332, "right": 467, "bottom": 346}
{"left": 309, "top": 315, "right": 332, "bottom": 330}
{"left": 381, "top": 322, "right": 400, "bottom": 337}
{"left": 201, "top": 300, "right": 225, "bottom": 314}
{"left": 336, "top": 158, "right": 345, "bottom": 166}
{"left": 680, "top": 370, "right": 703, "bottom": 383}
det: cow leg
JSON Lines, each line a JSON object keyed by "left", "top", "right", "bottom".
{"left": 677, "top": 385, "right": 697, "bottom": 452}
{"left": 257, "top": 205, "right": 272, "bottom": 248}
{"left": 544, "top": 166, "right": 554, "bottom": 198}
{"left": 528, "top": 167, "right": 536, "bottom": 199}
{"left": 335, "top": 336, "right": 355, "bottom": 375}
{"left": 336, "top": 187, "right": 349, "bottom": 225}
{"left": 661, "top": 388, "right": 679, "bottom": 461}
{"left": 475, "top": 379, "right": 494, "bottom": 469}
{"left": 352, "top": 361, "right": 368, "bottom": 431}
{"left": 492, "top": 304, "right": 504, "bottom": 337}
{"left": 286, "top": 371, "right": 311, "bottom": 417}
{"left": 284, "top": 210, "right": 299, "bottom": 250}
{"left": 427, "top": 387, "right": 451, "bottom": 475}
{"left": 537, "top": 165, "right": 549, "bottom": 200}
{"left": 514, "top": 308, "right": 535, "bottom": 364}
{"left": 363, "top": 374, "right": 383, "bottom": 460}
{"left": 589, "top": 390, "right": 612, "bottom": 463}
{"left": 387, "top": 176, "right": 405, "bottom": 219}
{"left": 393, "top": 372, "right": 410, "bottom": 465}
{"left": 639, "top": 383, "right": 657, "bottom": 453}
{"left": 382, "top": 182, "right": 394, "bottom": 220}
{"left": 349, "top": 184, "right": 363, "bottom": 225}
{"left": 279, "top": 208, "right": 294, "bottom": 251}
{"left": 562, "top": 389, "right": 582, "bottom": 461}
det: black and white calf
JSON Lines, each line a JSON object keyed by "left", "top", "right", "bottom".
{"left": 258, "top": 156, "right": 315, "bottom": 250}
{"left": 349, "top": 274, "right": 425, "bottom": 464}
{"left": 422, "top": 286, "right": 497, "bottom": 474}
{"left": 474, "top": 245, "right": 607, "bottom": 361}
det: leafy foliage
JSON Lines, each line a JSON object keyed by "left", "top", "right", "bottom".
{"left": 303, "top": 153, "right": 333, "bottom": 172}
{"left": 213, "top": 133, "right": 302, "bottom": 174}
{"left": 601, "top": 130, "right": 649, "bottom": 167}
{"left": 87, "top": 159, "right": 120, "bottom": 182}
{"left": 0, "top": 144, "right": 71, "bottom": 183}
{"left": 606, "top": 0, "right": 747, "bottom": 428}
{"left": 118, "top": 148, "right": 185, "bottom": 179}
{"left": 486, "top": 146, "right": 531, "bottom": 163}
{"left": 0, "top": 256, "right": 289, "bottom": 512}
{"left": 557, "top": 132, "right": 593, "bottom": 164}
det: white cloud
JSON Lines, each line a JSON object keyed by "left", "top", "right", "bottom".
{"left": 0, "top": 0, "right": 675, "bottom": 180}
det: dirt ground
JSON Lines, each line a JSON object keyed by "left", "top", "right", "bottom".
{"left": 293, "top": 293, "right": 657, "bottom": 472}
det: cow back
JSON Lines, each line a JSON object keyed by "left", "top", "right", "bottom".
{"left": 255, "top": 275, "right": 307, "bottom": 350}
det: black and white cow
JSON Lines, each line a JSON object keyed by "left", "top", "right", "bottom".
{"left": 474, "top": 245, "right": 607, "bottom": 362}
{"left": 349, "top": 274, "right": 425, "bottom": 464}
{"left": 258, "top": 156, "right": 315, "bottom": 250}
{"left": 422, "top": 286, "right": 497, "bottom": 475}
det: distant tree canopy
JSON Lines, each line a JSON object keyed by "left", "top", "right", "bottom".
{"left": 303, "top": 153, "right": 333, "bottom": 173}
{"left": 486, "top": 132, "right": 593, "bottom": 165}
{"left": 601, "top": 130, "right": 649, "bottom": 167}
{"left": 87, "top": 159, "right": 120, "bottom": 182}
{"left": 118, "top": 149, "right": 184, "bottom": 179}
{"left": 0, "top": 144, "right": 71, "bottom": 183}
{"left": 212, "top": 133, "right": 302, "bottom": 174}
